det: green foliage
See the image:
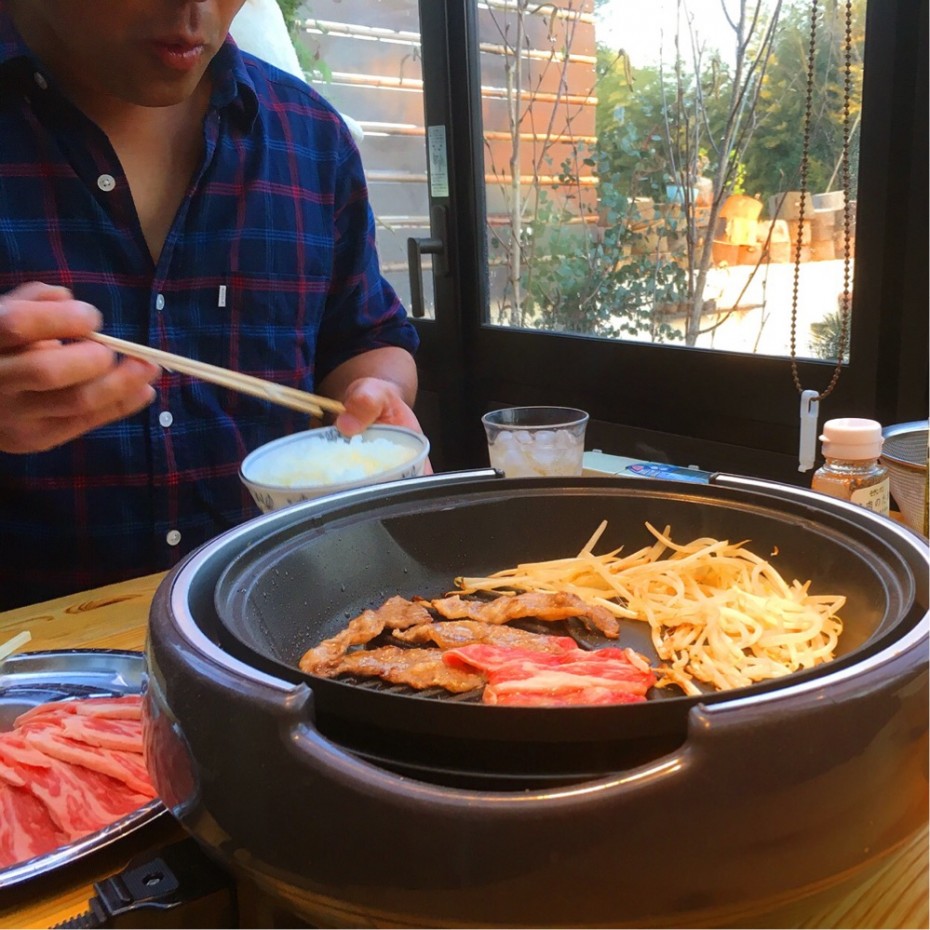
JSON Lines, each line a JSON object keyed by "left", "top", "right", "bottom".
{"left": 297, "top": 42, "right": 333, "bottom": 83}
{"left": 515, "top": 146, "right": 686, "bottom": 342}
{"left": 740, "top": 0, "right": 865, "bottom": 197}
{"left": 274, "top": 0, "right": 303, "bottom": 21}
{"left": 593, "top": 1, "right": 864, "bottom": 208}
{"left": 810, "top": 310, "right": 852, "bottom": 362}
{"left": 595, "top": 48, "right": 635, "bottom": 131}
{"left": 273, "top": 0, "right": 331, "bottom": 81}
{"left": 595, "top": 58, "right": 669, "bottom": 204}
{"left": 595, "top": 47, "right": 735, "bottom": 201}
{"left": 517, "top": 1, "right": 865, "bottom": 342}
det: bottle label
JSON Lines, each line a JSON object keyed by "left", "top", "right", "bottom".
{"left": 850, "top": 478, "right": 890, "bottom": 516}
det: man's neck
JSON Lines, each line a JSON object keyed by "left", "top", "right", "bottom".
{"left": 80, "top": 81, "right": 212, "bottom": 150}
{"left": 104, "top": 82, "right": 212, "bottom": 264}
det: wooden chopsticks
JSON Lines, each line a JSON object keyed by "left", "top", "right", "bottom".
{"left": 87, "top": 332, "right": 346, "bottom": 419}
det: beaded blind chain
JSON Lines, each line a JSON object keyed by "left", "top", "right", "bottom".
{"left": 790, "top": 0, "right": 855, "bottom": 470}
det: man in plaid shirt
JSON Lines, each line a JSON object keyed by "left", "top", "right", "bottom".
{"left": 0, "top": 0, "right": 423, "bottom": 609}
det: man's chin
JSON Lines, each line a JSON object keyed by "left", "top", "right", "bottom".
{"left": 119, "top": 74, "right": 209, "bottom": 109}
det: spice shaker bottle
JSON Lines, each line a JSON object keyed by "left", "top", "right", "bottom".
{"left": 811, "top": 418, "right": 890, "bottom": 516}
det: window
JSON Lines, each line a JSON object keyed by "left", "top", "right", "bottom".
{"left": 478, "top": 0, "right": 865, "bottom": 365}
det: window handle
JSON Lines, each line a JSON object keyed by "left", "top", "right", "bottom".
{"left": 407, "top": 204, "right": 449, "bottom": 318}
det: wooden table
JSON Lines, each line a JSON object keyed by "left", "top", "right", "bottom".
{"left": 0, "top": 574, "right": 927, "bottom": 929}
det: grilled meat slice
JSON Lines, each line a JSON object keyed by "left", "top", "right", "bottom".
{"left": 394, "top": 620, "right": 579, "bottom": 654}
{"left": 299, "top": 596, "right": 433, "bottom": 674}
{"left": 325, "top": 646, "right": 484, "bottom": 693}
{"left": 431, "top": 592, "right": 620, "bottom": 639}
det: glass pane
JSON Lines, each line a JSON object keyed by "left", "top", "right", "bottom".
{"left": 477, "top": 0, "right": 864, "bottom": 361}
{"left": 292, "top": 1, "right": 434, "bottom": 318}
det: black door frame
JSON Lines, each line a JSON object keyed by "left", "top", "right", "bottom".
{"left": 411, "top": 0, "right": 487, "bottom": 471}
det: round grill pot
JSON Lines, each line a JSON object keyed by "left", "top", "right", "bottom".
{"left": 144, "top": 472, "right": 929, "bottom": 928}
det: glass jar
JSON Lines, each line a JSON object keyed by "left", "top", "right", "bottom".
{"left": 811, "top": 418, "right": 890, "bottom": 516}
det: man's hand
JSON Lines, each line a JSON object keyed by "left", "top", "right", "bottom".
{"left": 320, "top": 347, "right": 432, "bottom": 474}
{"left": 334, "top": 377, "right": 423, "bottom": 436}
{"left": 0, "top": 282, "right": 160, "bottom": 453}
{"left": 320, "top": 346, "right": 420, "bottom": 435}
{"left": 334, "top": 377, "right": 433, "bottom": 476}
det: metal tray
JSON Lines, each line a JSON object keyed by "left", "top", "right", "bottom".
{"left": 0, "top": 649, "right": 167, "bottom": 890}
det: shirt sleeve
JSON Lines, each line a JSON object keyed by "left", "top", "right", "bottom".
{"left": 313, "top": 129, "right": 420, "bottom": 383}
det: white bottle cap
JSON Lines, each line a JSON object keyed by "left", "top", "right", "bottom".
{"left": 819, "top": 418, "right": 884, "bottom": 460}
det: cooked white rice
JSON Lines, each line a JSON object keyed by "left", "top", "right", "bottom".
{"left": 253, "top": 435, "right": 415, "bottom": 488}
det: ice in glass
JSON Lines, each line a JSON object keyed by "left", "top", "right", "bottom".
{"left": 482, "top": 407, "right": 589, "bottom": 477}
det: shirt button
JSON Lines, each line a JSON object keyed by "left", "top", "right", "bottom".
{"left": 97, "top": 174, "right": 116, "bottom": 192}
{"left": 33, "top": 72, "right": 48, "bottom": 90}
{"left": 158, "top": 411, "right": 173, "bottom": 428}
{"left": 155, "top": 293, "right": 166, "bottom": 311}
{"left": 166, "top": 530, "right": 182, "bottom": 547}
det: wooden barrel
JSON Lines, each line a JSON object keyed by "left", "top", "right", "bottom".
{"left": 720, "top": 194, "right": 764, "bottom": 220}
{"left": 768, "top": 191, "right": 815, "bottom": 220}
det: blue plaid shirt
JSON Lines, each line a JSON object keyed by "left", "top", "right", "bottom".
{"left": 0, "top": 10, "right": 419, "bottom": 609}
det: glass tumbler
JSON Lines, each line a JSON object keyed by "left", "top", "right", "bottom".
{"left": 481, "top": 406, "right": 589, "bottom": 477}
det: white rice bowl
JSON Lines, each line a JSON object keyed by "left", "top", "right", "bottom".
{"left": 240, "top": 425, "right": 430, "bottom": 512}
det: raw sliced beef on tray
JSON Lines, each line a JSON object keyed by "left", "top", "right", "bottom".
{"left": 0, "top": 781, "right": 67, "bottom": 869}
{"left": 17, "top": 703, "right": 144, "bottom": 756}
{"left": 57, "top": 713, "right": 144, "bottom": 754}
{"left": 14, "top": 694, "right": 143, "bottom": 726}
{"left": 0, "top": 735, "right": 149, "bottom": 840}
{"left": 23, "top": 727, "right": 155, "bottom": 797}
{"left": 444, "top": 643, "right": 657, "bottom": 706}
{"left": 0, "top": 694, "right": 155, "bottom": 871}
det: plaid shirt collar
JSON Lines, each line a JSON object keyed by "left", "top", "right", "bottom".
{"left": 0, "top": 2, "right": 258, "bottom": 131}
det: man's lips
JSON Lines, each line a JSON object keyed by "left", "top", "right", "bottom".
{"left": 150, "top": 39, "right": 208, "bottom": 71}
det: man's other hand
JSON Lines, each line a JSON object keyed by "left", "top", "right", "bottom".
{"left": 0, "top": 282, "right": 160, "bottom": 453}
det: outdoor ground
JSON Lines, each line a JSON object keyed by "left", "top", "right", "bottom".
{"left": 676, "top": 258, "right": 853, "bottom": 359}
